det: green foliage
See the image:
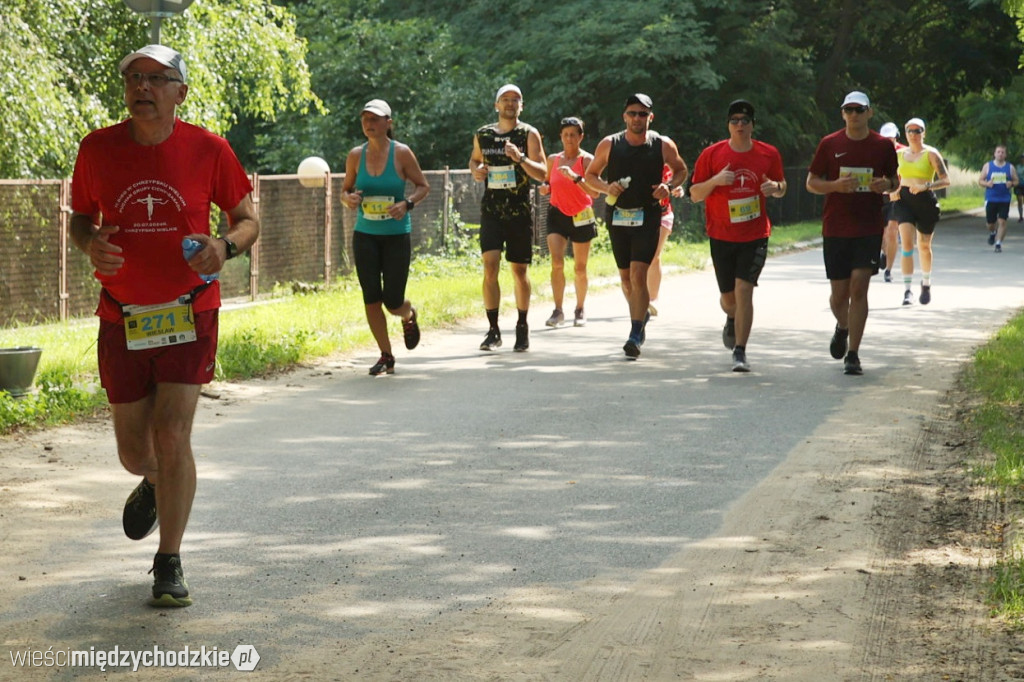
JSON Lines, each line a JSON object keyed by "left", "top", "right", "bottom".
{"left": 0, "top": 368, "right": 105, "bottom": 432}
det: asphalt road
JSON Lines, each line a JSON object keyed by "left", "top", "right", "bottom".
{"left": 2, "top": 210, "right": 1022, "bottom": 680}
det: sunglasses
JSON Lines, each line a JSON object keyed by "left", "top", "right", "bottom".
{"left": 842, "top": 105, "right": 867, "bottom": 114}
{"left": 906, "top": 128, "right": 924, "bottom": 134}
{"left": 560, "top": 117, "right": 583, "bottom": 128}
{"left": 729, "top": 116, "right": 751, "bottom": 125}
{"left": 625, "top": 110, "right": 651, "bottom": 118}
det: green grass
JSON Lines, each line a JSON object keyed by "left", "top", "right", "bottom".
{"left": 940, "top": 184, "right": 985, "bottom": 215}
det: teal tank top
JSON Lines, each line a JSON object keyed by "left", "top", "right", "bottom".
{"left": 354, "top": 141, "right": 411, "bottom": 235}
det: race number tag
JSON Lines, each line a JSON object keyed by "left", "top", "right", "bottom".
{"left": 728, "top": 195, "right": 761, "bottom": 223}
{"left": 572, "top": 206, "right": 596, "bottom": 227}
{"left": 991, "top": 172, "right": 1008, "bottom": 185}
{"left": 361, "top": 196, "right": 394, "bottom": 220}
{"left": 612, "top": 207, "right": 644, "bottom": 227}
{"left": 840, "top": 166, "right": 873, "bottom": 192}
{"left": 487, "top": 165, "right": 517, "bottom": 190}
{"left": 122, "top": 297, "right": 196, "bottom": 350}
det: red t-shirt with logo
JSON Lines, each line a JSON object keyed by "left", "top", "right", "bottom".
{"left": 692, "top": 139, "right": 784, "bottom": 242}
{"left": 72, "top": 119, "right": 253, "bottom": 321}
{"left": 808, "top": 129, "right": 898, "bottom": 238}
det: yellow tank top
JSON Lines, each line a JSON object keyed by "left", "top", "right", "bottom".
{"left": 898, "top": 147, "right": 936, "bottom": 181}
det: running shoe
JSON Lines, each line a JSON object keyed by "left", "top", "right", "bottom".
{"left": 732, "top": 347, "right": 750, "bottom": 373}
{"left": 545, "top": 309, "right": 564, "bottom": 327}
{"left": 843, "top": 351, "right": 863, "bottom": 376}
{"left": 648, "top": 303, "right": 658, "bottom": 317}
{"left": 829, "top": 325, "right": 848, "bottom": 360}
{"left": 988, "top": 232, "right": 996, "bottom": 245}
{"left": 573, "top": 308, "right": 586, "bottom": 327}
{"left": 369, "top": 353, "right": 395, "bottom": 376}
{"left": 883, "top": 269, "right": 892, "bottom": 283}
{"left": 919, "top": 284, "right": 931, "bottom": 305}
{"left": 149, "top": 554, "right": 192, "bottom": 607}
{"left": 723, "top": 317, "right": 736, "bottom": 350}
{"left": 513, "top": 323, "right": 529, "bottom": 352}
{"left": 879, "top": 252, "right": 887, "bottom": 270}
{"left": 402, "top": 308, "right": 420, "bottom": 350}
{"left": 995, "top": 244, "right": 1003, "bottom": 253}
{"left": 902, "top": 290, "right": 914, "bottom": 306}
{"left": 623, "top": 335, "right": 642, "bottom": 359}
{"left": 123, "top": 478, "right": 158, "bottom": 540}
{"left": 479, "top": 329, "right": 502, "bottom": 351}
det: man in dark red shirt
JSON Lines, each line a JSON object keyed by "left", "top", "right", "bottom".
{"left": 806, "top": 91, "right": 898, "bottom": 375}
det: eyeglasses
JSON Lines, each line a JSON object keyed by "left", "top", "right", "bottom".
{"left": 123, "top": 72, "right": 183, "bottom": 87}
{"left": 625, "top": 110, "right": 651, "bottom": 118}
{"left": 729, "top": 116, "right": 751, "bottom": 125}
{"left": 842, "top": 105, "right": 867, "bottom": 114}
{"left": 906, "top": 128, "right": 924, "bottom": 134}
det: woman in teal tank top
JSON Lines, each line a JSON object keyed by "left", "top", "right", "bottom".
{"left": 341, "top": 99, "right": 430, "bottom": 375}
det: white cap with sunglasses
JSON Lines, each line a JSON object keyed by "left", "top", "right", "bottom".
{"left": 841, "top": 91, "right": 870, "bottom": 109}
{"left": 905, "top": 117, "right": 926, "bottom": 131}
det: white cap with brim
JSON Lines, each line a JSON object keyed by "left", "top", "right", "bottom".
{"left": 362, "top": 99, "right": 392, "bottom": 117}
{"left": 879, "top": 122, "right": 900, "bottom": 138}
{"left": 495, "top": 84, "right": 522, "bottom": 101}
{"left": 905, "top": 117, "right": 926, "bottom": 130}
{"left": 119, "top": 44, "right": 187, "bottom": 82}
{"left": 841, "top": 91, "right": 870, "bottom": 108}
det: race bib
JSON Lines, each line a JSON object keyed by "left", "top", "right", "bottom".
{"left": 728, "top": 195, "right": 761, "bottom": 223}
{"left": 612, "top": 207, "right": 644, "bottom": 227}
{"left": 361, "top": 195, "right": 394, "bottom": 221}
{"left": 122, "top": 296, "right": 196, "bottom": 350}
{"left": 840, "top": 166, "right": 873, "bottom": 192}
{"left": 991, "top": 172, "right": 1008, "bottom": 184}
{"left": 487, "top": 165, "right": 517, "bottom": 190}
{"left": 572, "top": 206, "right": 596, "bottom": 227}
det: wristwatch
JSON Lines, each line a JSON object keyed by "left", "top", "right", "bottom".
{"left": 405, "top": 198, "right": 415, "bottom": 211}
{"left": 221, "top": 236, "right": 239, "bottom": 260}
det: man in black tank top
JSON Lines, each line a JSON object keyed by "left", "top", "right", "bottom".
{"left": 586, "top": 93, "right": 688, "bottom": 359}
{"left": 470, "top": 84, "right": 547, "bottom": 352}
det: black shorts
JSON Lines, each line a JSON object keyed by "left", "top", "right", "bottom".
{"left": 891, "top": 187, "right": 940, "bottom": 235}
{"left": 480, "top": 212, "right": 534, "bottom": 264}
{"left": 353, "top": 231, "right": 411, "bottom": 309}
{"left": 823, "top": 234, "right": 882, "bottom": 280}
{"left": 605, "top": 204, "right": 661, "bottom": 269}
{"left": 710, "top": 238, "right": 769, "bottom": 293}
{"left": 1014, "top": 185, "right": 1024, "bottom": 197}
{"left": 546, "top": 205, "right": 597, "bottom": 243}
{"left": 986, "top": 201, "right": 1011, "bottom": 224}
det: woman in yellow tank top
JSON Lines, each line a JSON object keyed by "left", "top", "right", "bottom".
{"left": 891, "top": 117, "right": 949, "bottom": 306}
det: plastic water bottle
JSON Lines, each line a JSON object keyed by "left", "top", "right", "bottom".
{"left": 606, "top": 176, "right": 631, "bottom": 206}
{"left": 182, "top": 238, "right": 219, "bottom": 283}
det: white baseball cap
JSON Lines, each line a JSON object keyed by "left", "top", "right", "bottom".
{"left": 841, "top": 91, "right": 870, "bottom": 108}
{"left": 495, "top": 84, "right": 522, "bottom": 101}
{"left": 361, "top": 99, "right": 392, "bottom": 117}
{"left": 879, "top": 122, "right": 899, "bottom": 138}
{"left": 905, "top": 117, "right": 926, "bottom": 130}
{"left": 119, "top": 44, "right": 187, "bottom": 82}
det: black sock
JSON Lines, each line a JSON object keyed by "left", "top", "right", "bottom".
{"left": 486, "top": 308, "right": 499, "bottom": 330}
{"left": 517, "top": 309, "right": 528, "bottom": 326}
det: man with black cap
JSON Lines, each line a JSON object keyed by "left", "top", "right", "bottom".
{"left": 585, "top": 93, "right": 688, "bottom": 359}
{"left": 69, "top": 45, "right": 260, "bottom": 606}
{"left": 690, "top": 99, "right": 786, "bottom": 372}
{"left": 806, "top": 91, "right": 898, "bottom": 375}
{"left": 470, "top": 84, "right": 547, "bottom": 352}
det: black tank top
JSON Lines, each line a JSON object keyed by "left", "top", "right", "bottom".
{"left": 476, "top": 122, "right": 535, "bottom": 219}
{"left": 606, "top": 131, "right": 664, "bottom": 210}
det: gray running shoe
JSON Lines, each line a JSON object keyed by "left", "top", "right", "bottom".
{"left": 919, "top": 284, "right": 931, "bottom": 305}
{"left": 902, "top": 290, "right": 914, "bottom": 306}
{"left": 723, "top": 317, "right": 736, "bottom": 349}
{"left": 732, "top": 347, "right": 750, "bottom": 373}
{"left": 150, "top": 554, "right": 192, "bottom": 607}
{"left": 573, "top": 308, "right": 586, "bottom": 327}
{"left": 545, "top": 309, "right": 564, "bottom": 327}
{"left": 623, "top": 335, "right": 641, "bottom": 359}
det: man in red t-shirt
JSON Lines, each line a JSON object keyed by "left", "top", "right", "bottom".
{"left": 690, "top": 99, "right": 786, "bottom": 372}
{"left": 70, "top": 45, "right": 260, "bottom": 607}
{"left": 806, "top": 91, "right": 898, "bottom": 376}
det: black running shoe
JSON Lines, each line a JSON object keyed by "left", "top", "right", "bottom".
{"left": 480, "top": 329, "right": 502, "bottom": 351}
{"left": 844, "top": 351, "right": 863, "bottom": 376}
{"left": 514, "top": 323, "right": 529, "bottom": 352}
{"left": 732, "top": 347, "right": 750, "bottom": 372}
{"left": 988, "top": 232, "right": 996, "bottom": 246}
{"left": 402, "top": 308, "right": 420, "bottom": 350}
{"left": 149, "top": 554, "right": 192, "bottom": 607}
{"left": 623, "top": 334, "right": 642, "bottom": 359}
{"left": 919, "top": 284, "right": 931, "bottom": 305}
{"left": 369, "top": 352, "right": 395, "bottom": 376}
{"left": 723, "top": 317, "right": 736, "bottom": 349}
{"left": 829, "top": 325, "right": 848, "bottom": 360}
{"left": 123, "top": 478, "right": 158, "bottom": 540}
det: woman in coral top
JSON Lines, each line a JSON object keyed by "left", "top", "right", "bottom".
{"left": 538, "top": 117, "right": 600, "bottom": 327}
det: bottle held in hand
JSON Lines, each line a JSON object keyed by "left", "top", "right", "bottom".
{"left": 182, "top": 238, "right": 219, "bottom": 283}
{"left": 606, "top": 176, "right": 631, "bottom": 206}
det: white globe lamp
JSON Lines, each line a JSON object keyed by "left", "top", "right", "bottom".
{"left": 297, "top": 156, "right": 331, "bottom": 188}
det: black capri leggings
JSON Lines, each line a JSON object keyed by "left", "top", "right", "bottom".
{"left": 353, "top": 231, "right": 412, "bottom": 309}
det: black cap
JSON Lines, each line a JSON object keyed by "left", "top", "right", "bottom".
{"left": 728, "top": 99, "right": 755, "bottom": 120}
{"left": 624, "top": 93, "right": 653, "bottom": 110}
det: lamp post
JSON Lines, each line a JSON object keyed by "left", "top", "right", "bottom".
{"left": 123, "top": 0, "right": 194, "bottom": 44}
